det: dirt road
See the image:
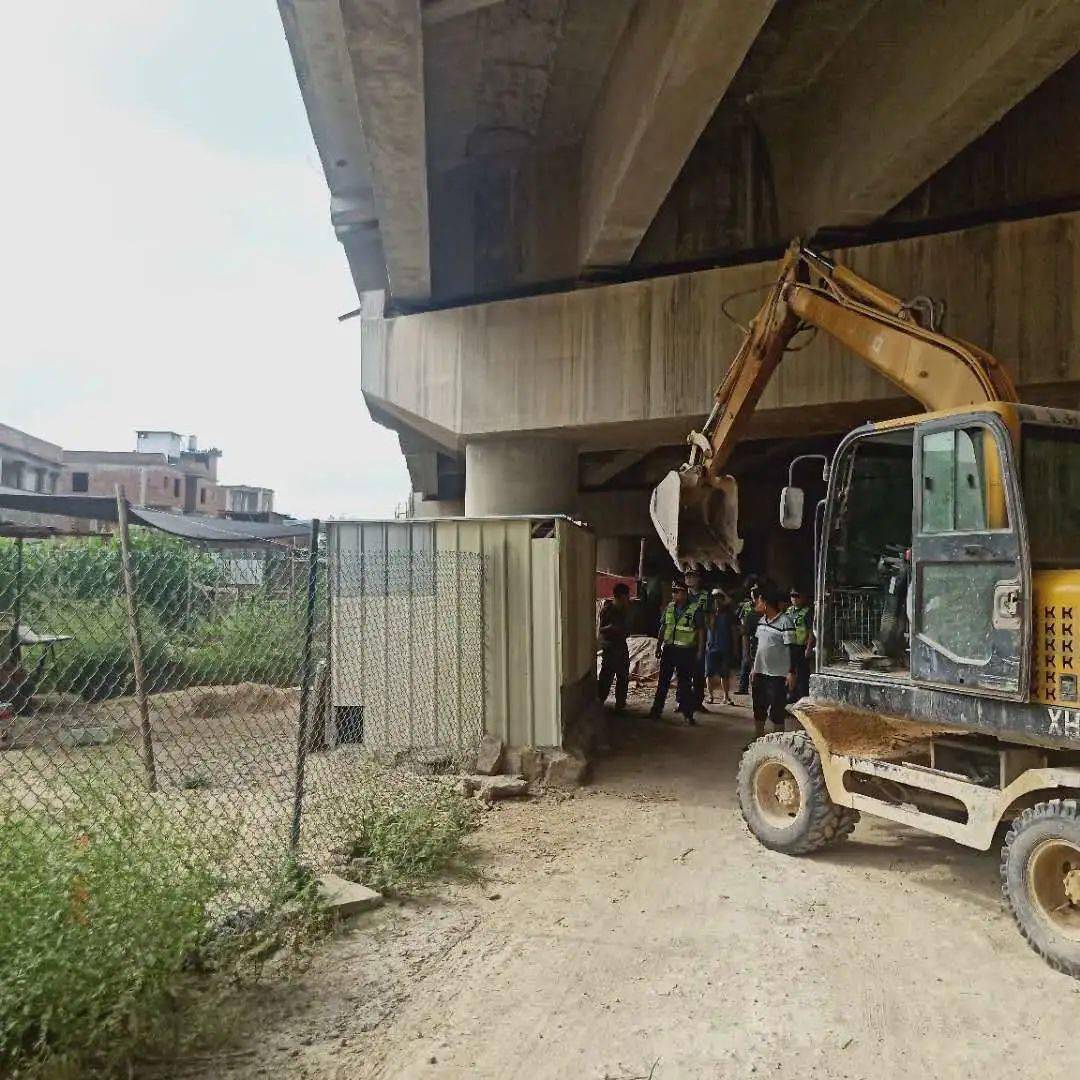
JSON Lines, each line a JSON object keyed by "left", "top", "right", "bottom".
{"left": 200, "top": 704, "right": 1080, "bottom": 1079}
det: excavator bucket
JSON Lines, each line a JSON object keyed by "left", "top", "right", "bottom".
{"left": 649, "top": 469, "right": 743, "bottom": 572}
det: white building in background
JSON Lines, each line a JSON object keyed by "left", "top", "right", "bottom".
{"left": 220, "top": 485, "right": 274, "bottom": 519}
{"left": 0, "top": 423, "right": 284, "bottom": 528}
{"left": 0, "top": 423, "right": 63, "bottom": 495}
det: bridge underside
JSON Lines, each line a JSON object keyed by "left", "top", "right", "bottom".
{"left": 279, "top": 0, "right": 1080, "bottom": 574}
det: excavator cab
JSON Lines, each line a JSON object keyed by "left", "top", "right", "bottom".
{"left": 803, "top": 406, "right": 1030, "bottom": 699}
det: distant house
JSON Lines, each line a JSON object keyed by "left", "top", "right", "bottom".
{"left": 0, "top": 423, "right": 63, "bottom": 495}
{"left": 220, "top": 484, "right": 275, "bottom": 521}
{"left": 0, "top": 424, "right": 283, "bottom": 531}
{"left": 63, "top": 430, "right": 224, "bottom": 514}
{"left": 0, "top": 423, "right": 82, "bottom": 534}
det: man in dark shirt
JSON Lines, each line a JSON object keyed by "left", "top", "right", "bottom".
{"left": 736, "top": 577, "right": 761, "bottom": 695}
{"left": 597, "top": 582, "right": 632, "bottom": 711}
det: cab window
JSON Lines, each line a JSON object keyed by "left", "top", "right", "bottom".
{"left": 1023, "top": 424, "right": 1080, "bottom": 568}
{"left": 920, "top": 426, "right": 1008, "bottom": 533}
{"left": 821, "top": 428, "right": 914, "bottom": 675}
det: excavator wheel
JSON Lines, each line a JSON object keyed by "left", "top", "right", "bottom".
{"left": 737, "top": 731, "right": 859, "bottom": 855}
{"left": 1001, "top": 799, "right": 1080, "bottom": 979}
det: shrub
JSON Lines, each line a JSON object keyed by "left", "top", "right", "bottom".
{"left": 0, "top": 794, "right": 226, "bottom": 1076}
{"left": 1, "top": 533, "right": 311, "bottom": 700}
{"left": 33, "top": 599, "right": 181, "bottom": 701}
{"left": 331, "top": 777, "right": 478, "bottom": 892}
{"left": 0, "top": 534, "right": 218, "bottom": 630}
{"left": 183, "top": 599, "right": 305, "bottom": 688}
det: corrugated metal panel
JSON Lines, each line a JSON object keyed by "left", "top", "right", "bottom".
{"left": 328, "top": 517, "right": 593, "bottom": 752}
{"left": 330, "top": 520, "right": 478, "bottom": 751}
{"left": 528, "top": 536, "right": 559, "bottom": 747}
{"left": 557, "top": 518, "right": 598, "bottom": 685}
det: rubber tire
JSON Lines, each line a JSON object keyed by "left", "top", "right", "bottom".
{"left": 1001, "top": 798, "right": 1080, "bottom": 979}
{"left": 737, "top": 731, "right": 859, "bottom": 855}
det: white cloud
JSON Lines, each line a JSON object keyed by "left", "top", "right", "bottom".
{"left": 0, "top": 1, "right": 408, "bottom": 520}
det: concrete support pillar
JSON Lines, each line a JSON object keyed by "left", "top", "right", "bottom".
{"left": 464, "top": 437, "right": 578, "bottom": 517}
{"left": 596, "top": 536, "right": 642, "bottom": 577}
{"left": 408, "top": 492, "right": 466, "bottom": 519}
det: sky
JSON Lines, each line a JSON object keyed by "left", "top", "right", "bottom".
{"left": 1, "top": 1, "right": 409, "bottom": 520}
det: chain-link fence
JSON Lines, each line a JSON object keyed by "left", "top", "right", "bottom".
{"left": 330, "top": 549, "right": 485, "bottom": 759}
{"left": 0, "top": 522, "right": 486, "bottom": 906}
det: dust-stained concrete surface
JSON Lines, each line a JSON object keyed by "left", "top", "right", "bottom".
{"left": 183, "top": 702, "right": 1080, "bottom": 1079}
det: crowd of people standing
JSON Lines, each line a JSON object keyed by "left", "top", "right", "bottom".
{"left": 597, "top": 571, "right": 815, "bottom": 739}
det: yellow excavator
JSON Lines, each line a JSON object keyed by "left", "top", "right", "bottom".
{"left": 651, "top": 241, "right": 1080, "bottom": 977}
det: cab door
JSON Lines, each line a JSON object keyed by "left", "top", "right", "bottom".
{"left": 911, "top": 414, "right": 1029, "bottom": 699}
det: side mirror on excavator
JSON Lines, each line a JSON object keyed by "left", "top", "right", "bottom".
{"left": 780, "top": 486, "right": 805, "bottom": 530}
{"left": 780, "top": 454, "right": 831, "bottom": 531}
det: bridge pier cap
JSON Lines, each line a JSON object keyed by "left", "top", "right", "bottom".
{"left": 464, "top": 437, "right": 578, "bottom": 518}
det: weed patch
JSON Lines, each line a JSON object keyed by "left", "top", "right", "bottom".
{"left": 327, "top": 769, "right": 480, "bottom": 892}
{"left": 0, "top": 793, "right": 327, "bottom": 1077}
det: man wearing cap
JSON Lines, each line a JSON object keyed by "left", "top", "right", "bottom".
{"left": 649, "top": 579, "right": 705, "bottom": 725}
{"left": 787, "top": 585, "right": 815, "bottom": 702}
{"left": 736, "top": 576, "right": 761, "bottom": 696}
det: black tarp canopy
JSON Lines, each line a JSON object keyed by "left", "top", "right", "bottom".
{"left": 0, "top": 492, "right": 310, "bottom": 544}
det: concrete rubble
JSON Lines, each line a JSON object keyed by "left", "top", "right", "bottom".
{"left": 317, "top": 873, "right": 384, "bottom": 917}
{"left": 519, "top": 747, "right": 545, "bottom": 783}
{"left": 474, "top": 734, "right": 504, "bottom": 775}
{"left": 453, "top": 738, "right": 591, "bottom": 796}
{"left": 543, "top": 750, "right": 589, "bottom": 788}
{"left": 457, "top": 775, "right": 530, "bottom": 803}
{"left": 58, "top": 726, "right": 119, "bottom": 748}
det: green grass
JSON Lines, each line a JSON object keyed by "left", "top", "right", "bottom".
{"left": 182, "top": 600, "right": 304, "bottom": 688}
{"left": 0, "top": 786, "right": 333, "bottom": 1077}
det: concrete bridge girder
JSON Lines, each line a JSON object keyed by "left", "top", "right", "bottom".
{"left": 360, "top": 211, "right": 1080, "bottom": 535}
{"left": 282, "top": 0, "right": 1080, "bottom": 312}
{"left": 362, "top": 210, "right": 1080, "bottom": 479}
{"left": 756, "top": 0, "right": 1080, "bottom": 237}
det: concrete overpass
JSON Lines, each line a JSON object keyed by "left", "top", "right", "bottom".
{"left": 278, "top": 0, "right": 1080, "bottom": 573}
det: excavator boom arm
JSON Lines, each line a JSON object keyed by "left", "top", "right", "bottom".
{"left": 652, "top": 241, "right": 1018, "bottom": 569}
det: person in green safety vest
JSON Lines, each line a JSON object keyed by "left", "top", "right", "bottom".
{"left": 649, "top": 580, "right": 704, "bottom": 725}
{"left": 684, "top": 569, "right": 711, "bottom": 712}
{"left": 736, "top": 576, "right": 761, "bottom": 695}
{"left": 787, "top": 585, "right": 815, "bottom": 702}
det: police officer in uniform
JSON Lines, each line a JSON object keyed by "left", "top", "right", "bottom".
{"left": 736, "top": 577, "right": 761, "bottom": 695}
{"left": 684, "top": 568, "right": 711, "bottom": 712}
{"left": 788, "top": 586, "right": 814, "bottom": 701}
{"left": 649, "top": 580, "right": 704, "bottom": 725}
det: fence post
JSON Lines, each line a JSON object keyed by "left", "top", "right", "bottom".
{"left": 290, "top": 519, "right": 321, "bottom": 852}
{"left": 115, "top": 487, "right": 158, "bottom": 794}
{"left": 9, "top": 537, "right": 24, "bottom": 667}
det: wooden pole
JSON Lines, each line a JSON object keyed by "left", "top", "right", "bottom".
{"left": 115, "top": 487, "right": 157, "bottom": 793}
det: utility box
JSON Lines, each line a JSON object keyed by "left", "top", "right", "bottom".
{"left": 327, "top": 516, "right": 596, "bottom": 755}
